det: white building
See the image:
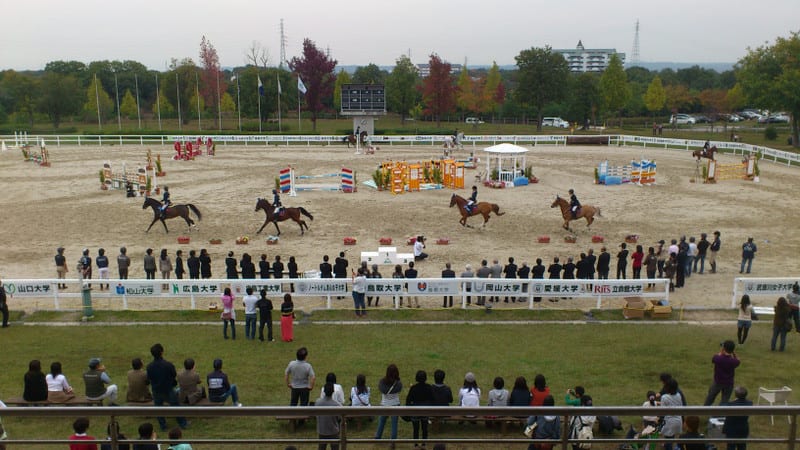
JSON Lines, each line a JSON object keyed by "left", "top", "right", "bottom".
{"left": 554, "top": 41, "right": 625, "bottom": 73}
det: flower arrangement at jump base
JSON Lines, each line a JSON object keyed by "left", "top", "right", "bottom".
{"left": 564, "top": 235, "right": 577, "bottom": 243}
{"left": 343, "top": 237, "right": 357, "bottom": 245}
{"left": 209, "top": 238, "right": 222, "bottom": 245}
{"left": 435, "top": 237, "right": 450, "bottom": 245}
{"left": 537, "top": 236, "right": 550, "bottom": 243}
{"left": 266, "top": 236, "right": 279, "bottom": 245}
{"left": 177, "top": 236, "right": 190, "bottom": 244}
{"left": 625, "top": 234, "right": 639, "bottom": 244}
{"left": 379, "top": 237, "right": 392, "bottom": 245}
{"left": 236, "top": 236, "right": 250, "bottom": 245}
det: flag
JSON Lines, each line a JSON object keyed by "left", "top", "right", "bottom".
{"left": 297, "top": 77, "right": 307, "bottom": 94}
{"left": 257, "top": 75, "right": 264, "bottom": 96}
{"left": 277, "top": 74, "right": 282, "bottom": 95}
{"left": 230, "top": 74, "right": 237, "bottom": 82}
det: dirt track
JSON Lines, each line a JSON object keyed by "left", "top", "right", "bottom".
{"left": 1, "top": 142, "right": 796, "bottom": 311}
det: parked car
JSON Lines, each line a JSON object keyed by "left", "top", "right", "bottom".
{"left": 768, "top": 113, "right": 790, "bottom": 123}
{"left": 669, "top": 114, "right": 696, "bottom": 125}
{"left": 740, "top": 110, "right": 762, "bottom": 120}
{"left": 726, "top": 114, "right": 743, "bottom": 123}
{"left": 465, "top": 117, "right": 484, "bottom": 124}
{"left": 541, "top": 117, "right": 569, "bottom": 128}
{"left": 693, "top": 115, "right": 713, "bottom": 123}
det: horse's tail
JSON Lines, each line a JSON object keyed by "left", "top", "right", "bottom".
{"left": 299, "top": 207, "right": 314, "bottom": 221}
{"left": 492, "top": 204, "right": 505, "bottom": 216}
{"left": 187, "top": 204, "right": 203, "bottom": 221}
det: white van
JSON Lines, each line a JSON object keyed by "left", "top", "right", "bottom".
{"left": 542, "top": 117, "right": 569, "bottom": 128}
{"left": 465, "top": 117, "right": 484, "bottom": 124}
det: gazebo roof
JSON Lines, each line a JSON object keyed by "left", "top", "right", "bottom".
{"left": 482, "top": 143, "right": 529, "bottom": 154}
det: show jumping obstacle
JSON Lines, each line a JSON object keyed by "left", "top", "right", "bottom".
{"left": 173, "top": 137, "right": 214, "bottom": 160}
{"left": 102, "top": 162, "right": 155, "bottom": 195}
{"left": 597, "top": 159, "right": 656, "bottom": 185}
{"left": 377, "top": 160, "right": 465, "bottom": 194}
{"left": 705, "top": 155, "right": 756, "bottom": 183}
{"left": 279, "top": 166, "right": 355, "bottom": 197}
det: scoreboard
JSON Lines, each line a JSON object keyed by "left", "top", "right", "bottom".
{"left": 341, "top": 84, "right": 386, "bottom": 113}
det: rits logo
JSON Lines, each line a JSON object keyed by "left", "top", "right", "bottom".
{"left": 416, "top": 282, "right": 428, "bottom": 292}
{"left": 593, "top": 285, "right": 611, "bottom": 294}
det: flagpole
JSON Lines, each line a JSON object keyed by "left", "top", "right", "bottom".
{"left": 155, "top": 74, "right": 162, "bottom": 131}
{"left": 257, "top": 73, "right": 263, "bottom": 133}
{"left": 216, "top": 70, "right": 222, "bottom": 132}
{"left": 195, "top": 72, "right": 201, "bottom": 131}
{"left": 94, "top": 74, "right": 102, "bottom": 131}
{"left": 113, "top": 69, "right": 121, "bottom": 131}
{"left": 134, "top": 73, "right": 142, "bottom": 129}
{"left": 236, "top": 74, "right": 241, "bottom": 132}
{"left": 277, "top": 73, "right": 282, "bottom": 133}
{"left": 176, "top": 73, "right": 182, "bottom": 132}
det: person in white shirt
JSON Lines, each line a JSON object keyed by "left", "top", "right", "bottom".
{"left": 413, "top": 236, "right": 428, "bottom": 262}
{"left": 242, "top": 287, "right": 259, "bottom": 340}
{"left": 458, "top": 372, "right": 481, "bottom": 413}
{"left": 320, "top": 372, "right": 345, "bottom": 405}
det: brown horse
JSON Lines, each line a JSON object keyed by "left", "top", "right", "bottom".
{"left": 449, "top": 193, "right": 504, "bottom": 228}
{"left": 342, "top": 131, "right": 368, "bottom": 148}
{"left": 692, "top": 146, "right": 717, "bottom": 161}
{"left": 255, "top": 198, "right": 314, "bottom": 236}
{"left": 142, "top": 197, "right": 202, "bottom": 233}
{"left": 551, "top": 195, "right": 601, "bottom": 231}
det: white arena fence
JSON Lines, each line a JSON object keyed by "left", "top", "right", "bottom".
{"left": 4, "top": 277, "right": 669, "bottom": 311}
{"left": 3, "top": 133, "right": 798, "bottom": 167}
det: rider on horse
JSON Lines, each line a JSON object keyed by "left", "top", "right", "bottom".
{"left": 569, "top": 188, "right": 581, "bottom": 219}
{"left": 466, "top": 186, "right": 478, "bottom": 213}
{"left": 272, "top": 189, "right": 283, "bottom": 223}
{"left": 160, "top": 186, "right": 171, "bottom": 220}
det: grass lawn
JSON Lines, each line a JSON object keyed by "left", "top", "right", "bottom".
{"left": 0, "top": 311, "right": 795, "bottom": 448}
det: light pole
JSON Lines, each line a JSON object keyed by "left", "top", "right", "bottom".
{"left": 112, "top": 68, "right": 121, "bottom": 131}
{"left": 134, "top": 73, "right": 142, "bottom": 129}
{"left": 155, "top": 74, "right": 162, "bottom": 131}
{"left": 176, "top": 73, "right": 182, "bottom": 132}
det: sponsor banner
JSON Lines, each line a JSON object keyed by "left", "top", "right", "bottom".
{"left": 741, "top": 280, "right": 799, "bottom": 295}
{"left": 407, "top": 279, "right": 461, "bottom": 295}
{"left": 4, "top": 282, "right": 53, "bottom": 296}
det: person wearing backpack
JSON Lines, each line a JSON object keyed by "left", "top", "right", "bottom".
{"left": 568, "top": 395, "right": 595, "bottom": 449}
{"left": 527, "top": 394, "right": 560, "bottom": 450}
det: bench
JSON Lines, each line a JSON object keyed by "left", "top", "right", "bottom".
{"left": 276, "top": 415, "right": 314, "bottom": 432}
{"left": 127, "top": 398, "right": 226, "bottom": 407}
{"left": 431, "top": 415, "right": 526, "bottom": 433}
{"left": 4, "top": 396, "right": 103, "bottom": 407}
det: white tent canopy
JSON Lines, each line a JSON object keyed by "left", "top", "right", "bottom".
{"left": 482, "top": 143, "right": 528, "bottom": 182}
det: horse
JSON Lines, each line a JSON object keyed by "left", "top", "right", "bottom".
{"left": 449, "top": 193, "right": 504, "bottom": 228}
{"left": 692, "top": 145, "right": 717, "bottom": 161}
{"left": 142, "top": 197, "right": 202, "bottom": 233}
{"left": 255, "top": 198, "right": 314, "bottom": 236}
{"left": 342, "top": 131, "right": 368, "bottom": 148}
{"left": 550, "top": 195, "right": 601, "bottom": 232}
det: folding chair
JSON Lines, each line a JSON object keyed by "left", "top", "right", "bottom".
{"left": 757, "top": 386, "right": 792, "bottom": 425}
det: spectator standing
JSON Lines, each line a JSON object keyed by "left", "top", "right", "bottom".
{"left": 225, "top": 251, "right": 238, "bottom": 279}
{"left": 431, "top": 369, "right": 453, "bottom": 406}
{"left": 199, "top": 249, "right": 212, "bottom": 279}
{"left": 207, "top": 358, "right": 241, "bottom": 406}
{"left": 489, "top": 258, "right": 502, "bottom": 303}
{"left": 177, "top": 358, "right": 204, "bottom": 405}
{"left": 685, "top": 237, "right": 698, "bottom": 278}
{"left": 126, "top": 358, "right": 152, "bottom": 403}
{"left": 256, "top": 289, "right": 274, "bottom": 342}
{"left": 406, "top": 370, "right": 435, "bottom": 444}
{"left": 704, "top": 340, "right": 740, "bottom": 405}
{"left": 320, "top": 255, "right": 333, "bottom": 278}
{"left": 240, "top": 253, "right": 255, "bottom": 279}
{"left": 722, "top": 386, "right": 752, "bottom": 450}
{"left": 273, "top": 255, "right": 285, "bottom": 279}
{"left": 475, "top": 260, "right": 491, "bottom": 306}
{"left": 740, "top": 237, "right": 757, "bottom": 274}
{"left": 675, "top": 242, "right": 688, "bottom": 288}
{"left": 143, "top": 249, "right": 156, "bottom": 280}
{"left": 280, "top": 293, "right": 294, "bottom": 342}
{"left": 547, "top": 258, "right": 561, "bottom": 303}
{"left": 117, "top": 247, "right": 131, "bottom": 280}
{"left": 186, "top": 250, "right": 199, "bottom": 280}
{"left": 55, "top": 247, "right": 68, "bottom": 289}
{"left": 562, "top": 256, "right": 576, "bottom": 280}
{"left": 285, "top": 347, "right": 315, "bottom": 406}
{"left": 460, "top": 263, "right": 475, "bottom": 306}
{"left": 95, "top": 248, "right": 109, "bottom": 291}
{"left": 664, "top": 253, "right": 678, "bottom": 291}
{"left": 585, "top": 249, "right": 597, "bottom": 279}
{"left": 220, "top": 287, "right": 236, "bottom": 340}
{"left": 146, "top": 343, "right": 187, "bottom": 431}
{"left": 259, "top": 254, "right": 270, "bottom": 278}
{"left": 788, "top": 282, "right": 800, "bottom": 332}
{"left": 771, "top": 296, "right": 792, "bottom": 352}
{"left": 68, "top": 417, "right": 97, "bottom": 450}
{"left": 159, "top": 249, "right": 173, "bottom": 285}
{"left": 174, "top": 250, "right": 185, "bottom": 280}
{"left": 644, "top": 247, "right": 658, "bottom": 286}
{"left": 367, "top": 264, "right": 382, "bottom": 307}
{"left": 334, "top": 252, "right": 349, "bottom": 279}
{"left": 83, "top": 358, "right": 119, "bottom": 406}
{"left": 695, "top": 233, "right": 710, "bottom": 274}
{"left": 596, "top": 247, "right": 610, "bottom": 280}
{"left": 374, "top": 364, "right": 403, "bottom": 442}
{"left": 316, "top": 382, "right": 342, "bottom": 450}
{"left": 737, "top": 295, "right": 755, "bottom": 345}
{"left": 404, "top": 262, "right": 420, "bottom": 308}
{"left": 79, "top": 249, "right": 93, "bottom": 286}
{"left": 0, "top": 279, "right": 9, "bottom": 328}
{"left": 532, "top": 258, "right": 546, "bottom": 302}
{"left": 709, "top": 231, "right": 721, "bottom": 273}
{"left": 503, "top": 257, "right": 518, "bottom": 302}
{"left": 441, "top": 263, "right": 456, "bottom": 307}
{"left": 352, "top": 267, "right": 367, "bottom": 317}
{"left": 616, "top": 243, "right": 628, "bottom": 279}
{"left": 655, "top": 240, "right": 667, "bottom": 278}
{"left": 242, "top": 287, "right": 259, "bottom": 340}
{"left": 631, "top": 245, "right": 644, "bottom": 279}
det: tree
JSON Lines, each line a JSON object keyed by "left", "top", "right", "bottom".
{"left": 288, "top": 38, "right": 338, "bottom": 131}
{"left": 166, "top": 58, "right": 198, "bottom": 125}
{"left": 1, "top": 70, "right": 39, "bottom": 126}
{"left": 565, "top": 72, "right": 600, "bottom": 127}
{"left": 664, "top": 84, "right": 693, "bottom": 113}
{"left": 386, "top": 54, "right": 419, "bottom": 124}
{"left": 83, "top": 75, "right": 113, "bottom": 124}
{"left": 352, "top": 64, "right": 387, "bottom": 85}
{"left": 643, "top": 75, "right": 666, "bottom": 119}
{"left": 736, "top": 31, "right": 800, "bottom": 147}
{"left": 482, "top": 62, "right": 505, "bottom": 118}
{"left": 151, "top": 88, "right": 174, "bottom": 118}
{"left": 199, "top": 36, "right": 227, "bottom": 127}
{"left": 220, "top": 92, "right": 236, "bottom": 114}
{"left": 726, "top": 83, "right": 746, "bottom": 113}
{"left": 333, "top": 69, "right": 351, "bottom": 113}
{"left": 244, "top": 41, "right": 270, "bottom": 68}
{"left": 514, "top": 46, "right": 569, "bottom": 130}
{"left": 455, "top": 65, "right": 479, "bottom": 116}
{"left": 38, "top": 72, "right": 82, "bottom": 128}
{"left": 419, "top": 54, "right": 455, "bottom": 127}
{"left": 120, "top": 89, "right": 138, "bottom": 120}
{"left": 599, "top": 54, "right": 630, "bottom": 127}
{"left": 189, "top": 91, "right": 205, "bottom": 121}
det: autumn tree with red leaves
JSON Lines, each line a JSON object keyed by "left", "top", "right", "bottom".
{"left": 420, "top": 54, "right": 455, "bottom": 127}
{"left": 288, "top": 38, "right": 337, "bottom": 131}
{"left": 199, "top": 35, "right": 227, "bottom": 127}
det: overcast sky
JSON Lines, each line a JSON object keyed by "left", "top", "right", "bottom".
{"left": 3, "top": 0, "right": 798, "bottom": 71}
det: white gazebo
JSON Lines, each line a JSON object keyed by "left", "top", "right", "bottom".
{"left": 481, "top": 143, "right": 528, "bottom": 183}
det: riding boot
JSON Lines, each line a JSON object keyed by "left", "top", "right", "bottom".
{"left": 710, "top": 262, "right": 716, "bottom": 274}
